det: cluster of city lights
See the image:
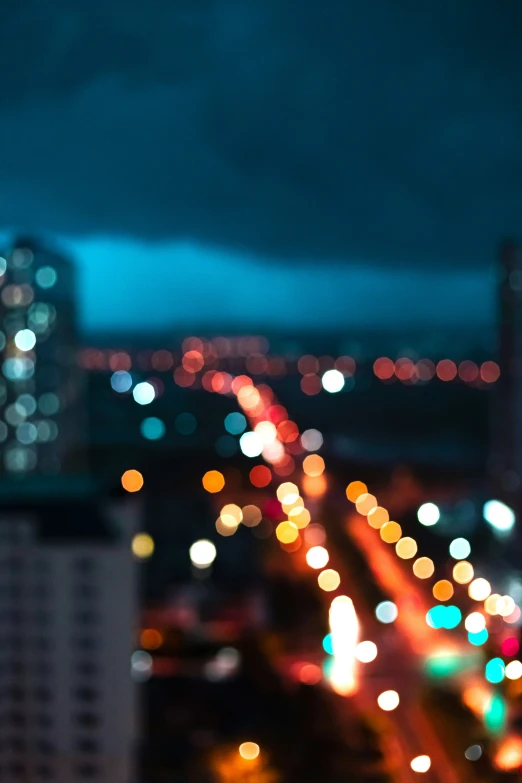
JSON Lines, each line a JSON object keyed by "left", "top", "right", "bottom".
{"left": 117, "top": 339, "right": 518, "bottom": 773}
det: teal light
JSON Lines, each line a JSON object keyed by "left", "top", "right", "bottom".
{"left": 468, "top": 628, "right": 488, "bottom": 646}
{"left": 215, "top": 435, "right": 238, "bottom": 458}
{"left": 322, "top": 633, "right": 334, "bottom": 655}
{"left": 484, "top": 694, "right": 507, "bottom": 735}
{"left": 426, "top": 604, "right": 461, "bottom": 629}
{"left": 140, "top": 417, "right": 166, "bottom": 440}
{"left": 443, "top": 606, "right": 462, "bottom": 629}
{"left": 485, "top": 658, "right": 505, "bottom": 684}
{"left": 425, "top": 653, "right": 463, "bottom": 678}
{"left": 224, "top": 412, "right": 247, "bottom": 435}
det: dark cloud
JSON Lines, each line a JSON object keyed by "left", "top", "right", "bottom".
{"left": 1, "top": 0, "right": 522, "bottom": 266}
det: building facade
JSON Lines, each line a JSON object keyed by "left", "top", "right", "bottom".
{"left": 0, "top": 237, "right": 84, "bottom": 475}
{"left": 0, "top": 488, "right": 139, "bottom": 782}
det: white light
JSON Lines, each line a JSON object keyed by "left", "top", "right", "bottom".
{"left": 133, "top": 381, "right": 155, "bottom": 405}
{"left": 464, "top": 612, "right": 486, "bottom": 633}
{"left": 417, "top": 502, "right": 440, "bottom": 526}
{"left": 239, "top": 431, "right": 264, "bottom": 458}
{"left": 190, "top": 539, "right": 217, "bottom": 569}
{"left": 505, "top": 660, "right": 522, "bottom": 680}
{"left": 322, "top": 369, "right": 345, "bottom": 393}
{"left": 377, "top": 690, "right": 400, "bottom": 711}
{"left": 254, "top": 420, "right": 277, "bottom": 445}
{"left": 355, "top": 641, "right": 377, "bottom": 663}
{"left": 131, "top": 650, "right": 152, "bottom": 681}
{"left": 411, "top": 755, "right": 431, "bottom": 773}
{"left": 328, "top": 596, "right": 359, "bottom": 695}
{"left": 301, "top": 428, "right": 323, "bottom": 451}
{"left": 14, "top": 329, "right": 36, "bottom": 352}
{"left": 483, "top": 500, "right": 515, "bottom": 532}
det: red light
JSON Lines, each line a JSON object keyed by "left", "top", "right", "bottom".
{"left": 501, "top": 637, "right": 520, "bottom": 657}
{"left": 301, "top": 374, "right": 322, "bottom": 395}
{"left": 373, "top": 357, "right": 394, "bottom": 380}
{"left": 481, "top": 361, "right": 500, "bottom": 383}
{"left": 436, "top": 359, "right": 457, "bottom": 381}
{"left": 250, "top": 465, "right": 272, "bottom": 488}
{"left": 458, "top": 360, "right": 479, "bottom": 382}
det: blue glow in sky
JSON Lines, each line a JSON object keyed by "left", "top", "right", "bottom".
{"left": 60, "top": 237, "right": 492, "bottom": 332}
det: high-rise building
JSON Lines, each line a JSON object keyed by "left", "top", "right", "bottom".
{"left": 0, "top": 480, "right": 139, "bottom": 782}
{"left": 492, "top": 240, "right": 522, "bottom": 509}
{"left": 0, "top": 236, "right": 84, "bottom": 475}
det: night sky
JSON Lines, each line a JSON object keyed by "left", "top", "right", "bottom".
{"left": 1, "top": 1, "right": 521, "bottom": 331}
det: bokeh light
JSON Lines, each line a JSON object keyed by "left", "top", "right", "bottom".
{"left": 377, "top": 690, "right": 399, "bottom": 711}
{"left": 301, "top": 429, "right": 323, "bottom": 451}
{"left": 321, "top": 369, "right": 345, "bottom": 393}
{"left": 276, "top": 521, "right": 299, "bottom": 544}
{"left": 239, "top": 431, "right": 264, "bottom": 457}
{"left": 190, "top": 539, "right": 217, "bottom": 568}
{"left": 412, "top": 557, "right": 435, "bottom": 579}
{"left": 277, "top": 482, "right": 300, "bottom": 504}
{"left": 469, "top": 578, "right": 492, "bottom": 601}
{"left": 202, "top": 470, "right": 225, "bottom": 493}
{"left": 453, "top": 561, "right": 474, "bottom": 584}
{"left": 367, "top": 506, "right": 389, "bottom": 529}
{"left": 433, "top": 580, "right": 454, "bottom": 601}
{"left": 250, "top": 465, "right": 271, "bottom": 487}
{"left": 355, "top": 493, "right": 378, "bottom": 516}
{"left": 318, "top": 569, "right": 341, "bottom": 592}
{"left": 380, "top": 521, "right": 402, "bottom": 543}
{"left": 410, "top": 755, "right": 431, "bottom": 773}
{"left": 133, "top": 381, "right": 155, "bottom": 405}
{"left": 241, "top": 505, "right": 262, "bottom": 527}
{"left": 395, "top": 537, "right": 418, "bottom": 559}
{"left": 464, "top": 745, "right": 482, "bottom": 761}
{"left": 346, "top": 481, "right": 368, "bottom": 502}
{"left": 132, "top": 533, "right": 154, "bottom": 559}
{"left": 224, "top": 412, "right": 247, "bottom": 434}
{"left": 505, "top": 660, "right": 522, "bottom": 680}
{"left": 355, "top": 641, "right": 377, "bottom": 663}
{"left": 449, "top": 537, "right": 471, "bottom": 560}
{"left": 140, "top": 417, "right": 165, "bottom": 440}
{"left": 303, "top": 454, "right": 325, "bottom": 477}
{"left": 239, "top": 742, "right": 260, "bottom": 761}
{"left": 306, "top": 546, "right": 329, "bottom": 569}
{"left": 417, "top": 502, "right": 440, "bottom": 526}
{"left": 375, "top": 601, "right": 398, "bottom": 624}
{"left": 121, "top": 469, "right": 144, "bottom": 493}
{"left": 468, "top": 628, "right": 488, "bottom": 646}
{"left": 140, "top": 629, "right": 163, "bottom": 650}
{"left": 464, "top": 612, "right": 486, "bottom": 633}
{"left": 485, "top": 657, "right": 505, "bottom": 684}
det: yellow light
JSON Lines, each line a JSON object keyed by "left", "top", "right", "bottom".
{"left": 412, "top": 557, "right": 434, "bottom": 579}
{"left": 355, "top": 641, "right": 377, "bottom": 663}
{"left": 395, "top": 537, "right": 418, "bottom": 559}
{"left": 276, "top": 521, "right": 299, "bottom": 544}
{"left": 318, "top": 569, "right": 341, "bottom": 592}
{"left": 410, "top": 755, "right": 431, "bottom": 773}
{"left": 346, "top": 481, "right": 367, "bottom": 502}
{"left": 452, "top": 560, "right": 474, "bottom": 584}
{"left": 468, "top": 578, "right": 491, "bottom": 601}
{"left": 202, "top": 470, "right": 225, "bottom": 493}
{"left": 239, "top": 742, "right": 260, "bottom": 761}
{"left": 215, "top": 517, "right": 238, "bottom": 536}
{"left": 377, "top": 690, "right": 400, "bottom": 711}
{"left": 189, "top": 539, "right": 217, "bottom": 568}
{"left": 505, "top": 661, "right": 522, "bottom": 680}
{"left": 254, "top": 420, "right": 277, "bottom": 445}
{"left": 302, "top": 474, "right": 327, "bottom": 497}
{"left": 306, "top": 546, "right": 329, "bottom": 569}
{"left": 433, "top": 580, "right": 454, "bottom": 602}
{"left": 367, "top": 506, "right": 389, "bottom": 529}
{"left": 241, "top": 505, "right": 262, "bottom": 527}
{"left": 380, "top": 521, "right": 402, "bottom": 543}
{"left": 276, "top": 482, "right": 299, "bottom": 504}
{"left": 132, "top": 533, "right": 154, "bottom": 559}
{"left": 288, "top": 507, "right": 311, "bottom": 528}
{"left": 355, "top": 493, "right": 377, "bottom": 516}
{"left": 220, "top": 504, "right": 243, "bottom": 525}
{"left": 282, "top": 496, "right": 304, "bottom": 514}
{"left": 464, "top": 612, "right": 486, "bottom": 633}
{"left": 329, "top": 596, "right": 359, "bottom": 695}
{"left": 485, "top": 594, "right": 502, "bottom": 615}
{"left": 121, "top": 469, "right": 144, "bottom": 493}
{"left": 303, "top": 454, "right": 325, "bottom": 477}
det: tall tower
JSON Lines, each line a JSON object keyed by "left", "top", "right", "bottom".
{"left": 0, "top": 237, "right": 84, "bottom": 475}
{"left": 491, "top": 240, "right": 522, "bottom": 509}
{"left": 0, "top": 483, "right": 139, "bottom": 782}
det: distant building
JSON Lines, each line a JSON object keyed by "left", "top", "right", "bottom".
{"left": 0, "top": 480, "right": 139, "bottom": 782}
{"left": 0, "top": 237, "right": 84, "bottom": 475}
{"left": 492, "top": 240, "right": 522, "bottom": 507}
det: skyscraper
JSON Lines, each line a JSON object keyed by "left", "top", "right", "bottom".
{"left": 0, "top": 237, "right": 84, "bottom": 475}
{"left": 0, "top": 481, "right": 139, "bottom": 782}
